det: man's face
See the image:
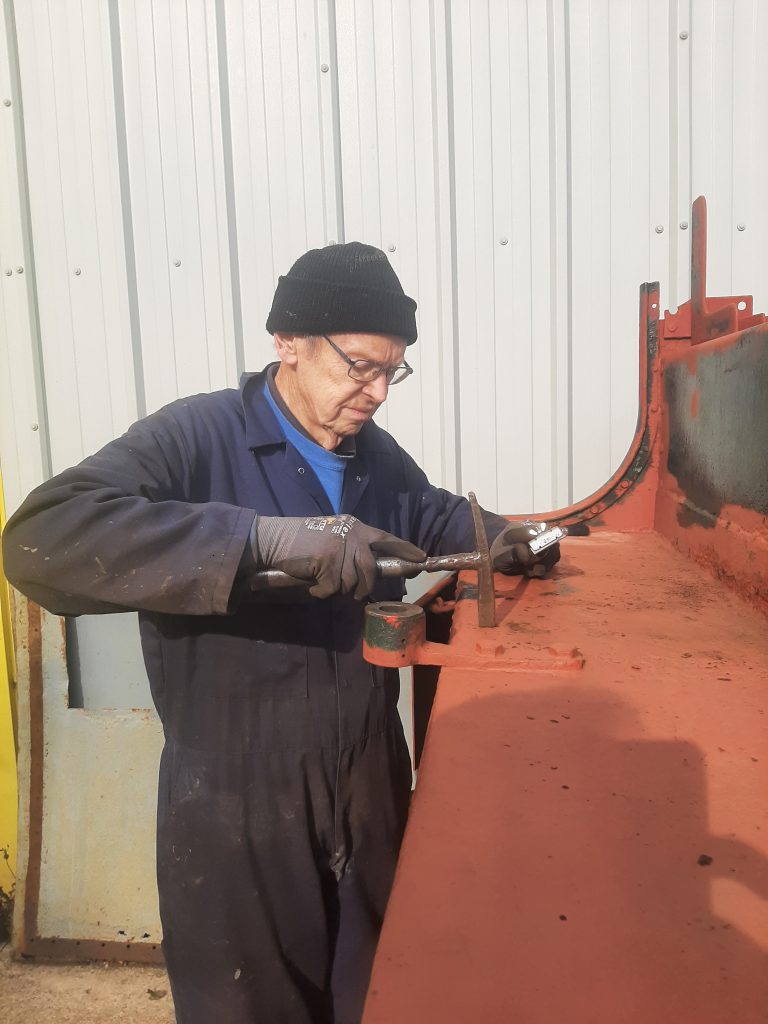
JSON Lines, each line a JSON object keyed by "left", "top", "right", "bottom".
{"left": 276, "top": 332, "right": 408, "bottom": 449}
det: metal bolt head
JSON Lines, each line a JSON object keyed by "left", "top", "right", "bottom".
{"left": 320, "top": 64, "right": 329, "bottom": 73}
{"left": 4, "top": 269, "right": 11, "bottom": 277}
{"left": 679, "top": 29, "right": 688, "bottom": 40}
{"left": 499, "top": 237, "right": 509, "bottom": 246}
{"left": 737, "top": 222, "right": 746, "bottom": 232}
{"left": 173, "top": 259, "right": 181, "bottom": 267}
{"left": 679, "top": 221, "right": 688, "bottom": 230}
{"left": 74, "top": 268, "right": 82, "bottom": 276}
{"left": 15, "top": 265, "right": 23, "bottom": 273}
{"left": 3, "top": 99, "right": 11, "bottom": 107}
{"left": 31, "top": 423, "right": 39, "bottom": 431}
{"left": 387, "top": 244, "right": 396, "bottom": 252}
{"left": 654, "top": 224, "right": 664, "bottom": 234}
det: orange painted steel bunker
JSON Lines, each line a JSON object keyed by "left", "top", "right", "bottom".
{"left": 363, "top": 198, "right": 768, "bottom": 1023}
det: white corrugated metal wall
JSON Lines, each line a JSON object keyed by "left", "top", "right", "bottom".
{"left": 4, "top": 0, "right": 768, "bottom": 518}
{"left": 2, "top": 0, "right": 768, "bottom": 942}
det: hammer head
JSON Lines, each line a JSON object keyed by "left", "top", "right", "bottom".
{"left": 468, "top": 492, "right": 496, "bottom": 628}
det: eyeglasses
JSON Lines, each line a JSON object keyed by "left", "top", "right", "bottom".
{"left": 322, "top": 335, "right": 413, "bottom": 386}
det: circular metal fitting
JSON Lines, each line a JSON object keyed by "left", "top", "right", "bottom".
{"left": 737, "top": 222, "right": 746, "bottom": 232}
{"left": 74, "top": 268, "right": 82, "bottom": 276}
{"left": 679, "top": 29, "right": 688, "bottom": 40}
{"left": 321, "top": 63, "right": 330, "bottom": 73}
{"left": 31, "top": 423, "right": 39, "bottom": 431}
{"left": 387, "top": 244, "right": 396, "bottom": 252}
{"left": 4, "top": 269, "right": 11, "bottom": 277}
{"left": 499, "top": 237, "right": 509, "bottom": 245}
{"left": 363, "top": 602, "right": 425, "bottom": 668}
{"left": 3, "top": 99, "right": 11, "bottom": 107}
{"left": 679, "top": 221, "right": 688, "bottom": 230}
{"left": 654, "top": 224, "right": 664, "bottom": 234}
{"left": 173, "top": 259, "right": 182, "bottom": 267}
{"left": 15, "top": 266, "right": 23, "bottom": 273}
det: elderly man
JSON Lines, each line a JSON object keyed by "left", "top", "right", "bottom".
{"left": 3, "top": 243, "right": 558, "bottom": 1024}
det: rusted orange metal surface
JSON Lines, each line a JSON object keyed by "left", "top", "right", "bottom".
{"left": 364, "top": 198, "right": 768, "bottom": 1022}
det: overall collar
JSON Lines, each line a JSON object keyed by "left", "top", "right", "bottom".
{"left": 240, "top": 364, "right": 356, "bottom": 456}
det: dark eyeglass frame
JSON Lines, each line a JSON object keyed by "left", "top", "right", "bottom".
{"left": 321, "top": 335, "right": 413, "bottom": 386}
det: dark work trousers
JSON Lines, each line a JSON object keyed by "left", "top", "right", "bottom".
{"left": 157, "top": 725, "right": 412, "bottom": 1024}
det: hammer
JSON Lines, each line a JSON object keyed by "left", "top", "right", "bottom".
{"left": 248, "top": 493, "right": 563, "bottom": 628}
{"left": 247, "top": 493, "right": 499, "bottom": 622}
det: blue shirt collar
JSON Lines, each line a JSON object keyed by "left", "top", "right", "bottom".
{"left": 240, "top": 364, "right": 357, "bottom": 456}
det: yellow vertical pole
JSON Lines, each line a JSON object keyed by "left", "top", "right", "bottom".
{"left": 0, "top": 472, "right": 17, "bottom": 901}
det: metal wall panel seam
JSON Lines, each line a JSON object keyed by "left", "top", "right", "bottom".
{"left": 607, "top": 0, "right": 640, "bottom": 474}
{"left": 647, "top": 0, "right": 670, "bottom": 313}
{"left": 107, "top": 0, "right": 146, "bottom": 419}
{"left": 378, "top": 1, "right": 411, "bottom": 449}
{"left": 254, "top": 2, "right": 276, "bottom": 285}
{"left": 750, "top": 1, "right": 768, "bottom": 307}
{"left": 225, "top": 0, "right": 275, "bottom": 365}
{"left": 123, "top": 0, "right": 178, "bottom": 413}
{"left": 16, "top": 0, "right": 86, "bottom": 475}
{"left": 429, "top": 0, "right": 459, "bottom": 494}
{"left": 149, "top": 0, "right": 181, "bottom": 404}
{"left": 188, "top": 0, "right": 238, "bottom": 391}
{"left": 186, "top": 0, "right": 220, "bottom": 391}
{"left": 321, "top": 0, "right": 346, "bottom": 245}
{"left": 405, "top": 0, "right": 454, "bottom": 488}
{"left": 80, "top": 1, "right": 140, "bottom": 440}
{"left": 562, "top": 0, "right": 574, "bottom": 505}
{"left": 160, "top": 0, "right": 207, "bottom": 400}
{"left": 670, "top": 0, "right": 692, "bottom": 312}
{"left": 526, "top": 0, "right": 546, "bottom": 511}
{"left": 546, "top": 0, "right": 571, "bottom": 511}
{"left": 294, "top": 3, "right": 335, "bottom": 256}
{"left": 691, "top": 0, "right": 734, "bottom": 294}
{"left": 492, "top": 0, "right": 532, "bottom": 511}
{"left": 731, "top": 0, "right": 757, "bottom": 298}
{"left": 0, "top": 0, "right": 50, "bottom": 510}
{"left": 214, "top": 0, "right": 246, "bottom": 379}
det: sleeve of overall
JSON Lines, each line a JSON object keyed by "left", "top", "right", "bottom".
{"left": 398, "top": 448, "right": 510, "bottom": 555}
{"left": 1, "top": 407, "right": 255, "bottom": 618}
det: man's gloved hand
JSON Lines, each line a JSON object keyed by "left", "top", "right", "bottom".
{"left": 250, "top": 515, "right": 426, "bottom": 599}
{"left": 490, "top": 521, "right": 561, "bottom": 579}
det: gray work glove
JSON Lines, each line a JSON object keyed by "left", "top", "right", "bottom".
{"left": 490, "top": 521, "right": 561, "bottom": 579}
{"left": 251, "top": 515, "right": 427, "bottom": 600}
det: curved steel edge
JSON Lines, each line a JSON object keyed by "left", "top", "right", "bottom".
{"left": 510, "top": 282, "right": 660, "bottom": 530}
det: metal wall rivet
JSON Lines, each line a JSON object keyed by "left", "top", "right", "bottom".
{"left": 679, "top": 221, "right": 688, "bottom": 230}
{"left": 31, "top": 423, "right": 39, "bottom": 431}
{"left": 388, "top": 244, "right": 396, "bottom": 252}
{"left": 3, "top": 99, "right": 11, "bottom": 107}
{"left": 499, "top": 237, "right": 508, "bottom": 245}
{"left": 4, "top": 269, "right": 11, "bottom": 276}
{"left": 15, "top": 266, "right": 23, "bottom": 273}
{"left": 74, "top": 268, "right": 82, "bottom": 276}
{"left": 298, "top": 467, "right": 305, "bottom": 474}
{"left": 654, "top": 225, "right": 664, "bottom": 234}
{"left": 328, "top": 239, "right": 336, "bottom": 246}
{"left": 737, "top": 222, "right": 746, "bottom": 232}
{"left": 679, "top": 29, "right": 688, "bottom": 40}
{"left": 174, "top": 259, "right": 181, "bottom": 267}
{"left": 321, "top": 64, "right": 329, "bottom": 73}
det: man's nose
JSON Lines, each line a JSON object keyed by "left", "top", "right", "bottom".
{"left": 363, "top": 373, "right": 390, "bottom": 403}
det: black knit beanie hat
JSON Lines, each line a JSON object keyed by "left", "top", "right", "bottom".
{"left": 266, "top": 241, "right": 418, "bottom": 345}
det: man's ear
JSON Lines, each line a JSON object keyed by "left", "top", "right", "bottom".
{"left": 273, "top": 332, "right": 300, "bottom": 366}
